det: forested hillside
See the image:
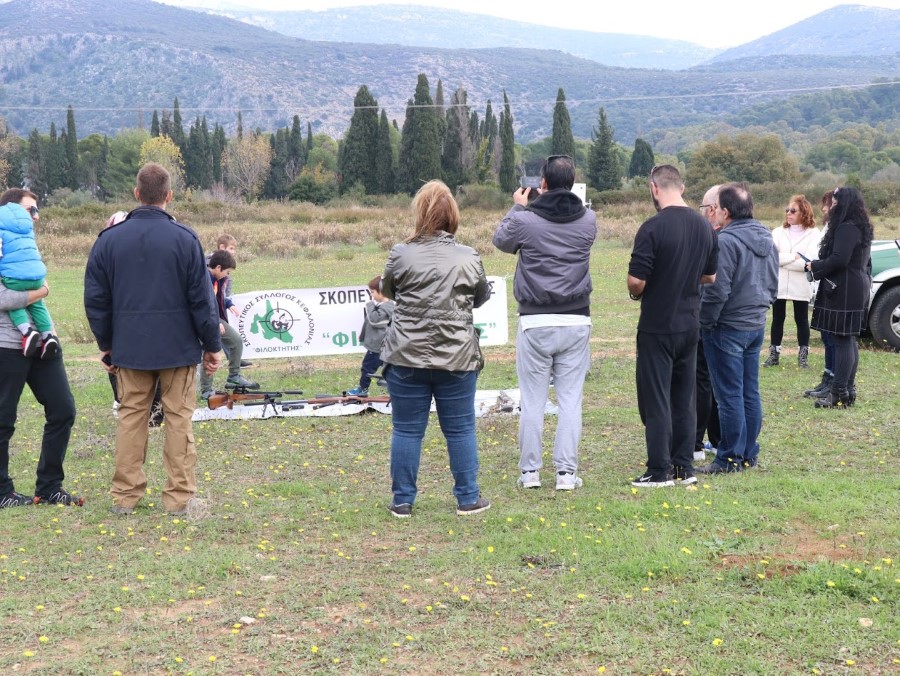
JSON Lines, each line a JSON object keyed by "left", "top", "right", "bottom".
{"left": 0, "top": 0, "right": 896, "bottom": 144}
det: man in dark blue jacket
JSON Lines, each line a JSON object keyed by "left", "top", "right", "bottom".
{"left": 84, "top": 163, "right": 222, "bottom": 516}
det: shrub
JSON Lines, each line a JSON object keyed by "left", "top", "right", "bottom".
{"left": 456, "top": 183, "right": 507, "bottom": 210}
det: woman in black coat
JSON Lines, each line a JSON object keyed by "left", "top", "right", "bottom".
{"left": 805, "top": 187, "right": 873, "bottom": 408}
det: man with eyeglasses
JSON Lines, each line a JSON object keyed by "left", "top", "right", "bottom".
{"left": 493, "top": 154, "right": 596, "bottom": 491}
{"left": 627, "top": 165, "right": 718, "bottom": 487}
{"left": 694, "top": 185, "right": 722, "bottom": 463}
{"left": 0, "top": 188, "right": 81, "bottom": 508}
{"left": 698, "top": 182, "right": 778, "bottom": 474}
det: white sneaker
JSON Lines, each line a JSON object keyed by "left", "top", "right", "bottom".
{"left": 555, "top": 473, "right": 583, "bottom": 490}
{"left": 112, "top": 400, "right": 119, "bottom": 418}
{"left": 517, "top": 470, "right": 541, "bottom": 489}
{"left": 693, "top": 450, "right": 706, "bottom": 462}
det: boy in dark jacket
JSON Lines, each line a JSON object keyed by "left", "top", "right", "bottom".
{"left": 198, "top": 250, "right": 258, "bottom": 399}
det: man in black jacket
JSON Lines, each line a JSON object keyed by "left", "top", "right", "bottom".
{"left": 84, "top": 163, "right": 222, "bottom": 516}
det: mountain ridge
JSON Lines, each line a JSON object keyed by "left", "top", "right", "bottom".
{"left": 192, "top": 3, "right": 722, "bottom": 70}
{"left": 0, "top": 0, "right": 896, "bottom": 144}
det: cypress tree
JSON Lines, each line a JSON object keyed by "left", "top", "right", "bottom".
{"left": 375, "top": 109, "right": 395, "bottom": 194}
{"left": 65, "top": 105, "right": 78, "bottom": 189}
{"left": 46, "top": 123, "right": 66, "bottom": 193}
{"left": 171, "top": 98, "right": 186, "bottom": 151}
{"left": 338, "top": 85, "right": 380, "bottom": 194}
{"left": 434, "top": 78, "right": 446, "bottom": 153}
{"left": 160, "top": 111, "right": 173, "bottom": 139}
{"left": 306, "top": 122, "right": 313, "bottom": 155}
{"left": 236, "top": 111, "right": 243, "bottom": 140}
{"left": 26, "top": 129, "right": 48, "bottom": 199}
{"left": 498, "top": 92, "right": 516, "bottom": 193}
{"left": 442, "top": 87, "right": 472, "bottom": 189}
{"left": 288, "top": 114, "right": 305, "bottom": 178}
{"left": 263, "top": 128, "right": 291, "bottom": 199}
{"left": 186, "top": 116, "right": 213, "bottom": 189}
{"left": 588, "top": 107, "right": 621, "bottom": 191}
{"left": 398, "top": 74, "right": 441, "bottom": 195}
{"left": 551, "top": 88, "right": 576, "bottom": 159}
{"left": 150, "top": 110, "right": 160, "bottom": 137}
{"left": 211, "top": 123, "right": 226, "bottom": 184}
{"left": 628, "top": 138, "right": 655, "bottom": 178}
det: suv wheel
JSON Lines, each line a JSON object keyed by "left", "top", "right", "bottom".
{"left": 869, "top": 286, "right": 900, "bottom": 351}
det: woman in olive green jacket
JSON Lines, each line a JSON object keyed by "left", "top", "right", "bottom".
{"left": 380, "top": 180, "right": 491, "bottom": 518}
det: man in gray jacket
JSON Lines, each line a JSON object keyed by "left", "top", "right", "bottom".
{"left": 493, "top": 155, "right": 597, "bottom": 490}
{"left": 698, "top": 182, "right": 778, "bottom": 473}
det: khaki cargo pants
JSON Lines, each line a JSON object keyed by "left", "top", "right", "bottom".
{"left": 111, "top": 366, "right": 198, "bottom": 512}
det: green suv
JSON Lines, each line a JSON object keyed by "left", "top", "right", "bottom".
{"left": 869, "top": 239, "right": 900, "bottom": 350}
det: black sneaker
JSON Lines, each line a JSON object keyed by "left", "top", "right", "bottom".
{"left": 673, "top": 466, "right": 698, "bottom": 485}
{"left": 34, "top": 488, "right": 85, "bottom": 506}
{"left": 388, "top": 502, "right": 412, "bottom": 518}
{"left": 696, "top": 462, "right": 741, "bottom": 475}
{"left": 456, "top": 496, "right": 491, "bottom": 516}
{"left": 0, "top": 491, "right": 33, "bottom": 508}
{"left": 40, "top": 335, "right": 60, "bottom": 360}
{"left": 22, "top": 328, "right": 41, "bottom": 357}
{"left": 631, "top": 472, "right": 675, "bottom": 488}
{"left": 225, "top": 374, "right": 259, "bottom": 389}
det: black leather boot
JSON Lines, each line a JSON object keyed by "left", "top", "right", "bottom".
{"left": 762, "top": 345, "right": 780, "bottom": 367}
{"left": 847, "top": 385, "right": 857, "bottom": 406}
{"left": 815, "top": 387, "right": 851, "bottom": 409}
{"left": 804, "top": 371, "right": 833, "bottom": 398}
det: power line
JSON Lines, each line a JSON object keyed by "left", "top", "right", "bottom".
{"left": 0, "top": 80, "right": 895, "bottom": 116}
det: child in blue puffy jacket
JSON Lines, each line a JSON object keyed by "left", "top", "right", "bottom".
{"left": 0, "top": 201, "right": 59, "bottom": 358}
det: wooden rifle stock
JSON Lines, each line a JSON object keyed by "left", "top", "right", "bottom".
{"left": 206, "top": 391, "right": 388, "bottom": 412}
{"left": 207, "top": 390, "right": 303, "bottom": 410}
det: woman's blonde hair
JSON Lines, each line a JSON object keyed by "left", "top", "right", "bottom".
{"left": 408, "top": 180, "right": 459, "bottom": 242}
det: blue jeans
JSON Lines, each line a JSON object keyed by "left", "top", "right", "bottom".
{"left": 386, "top": 365, "right": 480, "bottom": 507}
{"left": 702, "top": 327, "right": 765, "bottom": 469}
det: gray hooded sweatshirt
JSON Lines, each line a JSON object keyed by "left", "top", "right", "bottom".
{"left": 700, "top": 218, "right": 778, "bottom": 331}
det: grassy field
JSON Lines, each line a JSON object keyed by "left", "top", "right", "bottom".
{"left": 1, "top": 202, "right": 898, "bottom": 674}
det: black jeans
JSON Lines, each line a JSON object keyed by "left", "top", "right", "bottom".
{"left": 0, "top": 347, "right": 76, "bottom": 496}
{"left": 770, "top": 299, "right": 810, "bottom": 346}
{"left": 695, "top": 337, "right": 720, "bottom": 451}
{"left": 636, "top": 329, "right": 698, "bottom": 475}
{"left": 829, "top": 333, "right": 859, "bottom": 391}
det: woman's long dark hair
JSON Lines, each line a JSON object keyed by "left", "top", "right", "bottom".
{"left": 818, "top": 186, "right": 873, "bottom": 257}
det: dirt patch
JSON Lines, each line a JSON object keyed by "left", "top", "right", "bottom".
{"left": 718, "top": 522, "right": 866, "bottom": 575}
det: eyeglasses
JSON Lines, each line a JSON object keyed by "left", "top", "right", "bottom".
{"left": 25, "top": 205, "right": 39, "bottom": 217}
{"left": 785, "top": 208, "right": 798, "bottom": 214}
{"left": 699, "top": 204, "right": 713, "bottom": 210}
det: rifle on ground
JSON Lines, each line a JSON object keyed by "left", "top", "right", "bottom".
{"left": 305, "top": 393, "right": 391, "bottom": 410}
{"left": 207, "top": 387, "right": 304, "bottom": 410}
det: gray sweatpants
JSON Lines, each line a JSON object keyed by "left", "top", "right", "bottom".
{"left": 516, "top": 323, "right": 591, "bottom": 474}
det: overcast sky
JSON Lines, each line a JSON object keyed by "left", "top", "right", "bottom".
{"left": 159, "top": 0, "right": 900, "bottom": 48}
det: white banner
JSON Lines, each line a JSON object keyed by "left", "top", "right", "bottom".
{"left": 228, "top": 275, "right": 508, "bottom": 359}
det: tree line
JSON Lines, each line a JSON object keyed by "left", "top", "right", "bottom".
{"left": 0, "top": 75, "right": 651, "bottom": 204}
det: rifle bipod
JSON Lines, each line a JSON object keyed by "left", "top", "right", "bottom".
{"left": 207, "top": 389, "right": 304, "bottom": 411}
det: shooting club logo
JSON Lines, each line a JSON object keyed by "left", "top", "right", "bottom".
{"left": 238, "top": 292, "right": 315, "bottom": 353}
